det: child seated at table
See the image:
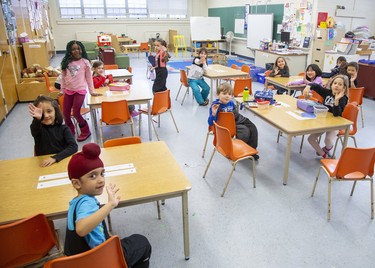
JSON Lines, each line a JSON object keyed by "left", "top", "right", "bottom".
{"left": 322, "top": 56, "right": 347, "bottom": 78}
{"left": 302, "top": 75, "right": 349, "bottom": 158}
{"left": 347, "top": 61, "right": 358, "bottom": 88}
{"left": 287, "top": 64, "right": 323, "bottom": 87}
{"left": 29, "top": 95, "right": 78, "bottom": 167}
{"left": 65, "top": 143, "right": 152, "bottom": 267}
{"left": 208, "top": 82, "right": 259, "bottom": 160}
{"left": 269, "top": 56, "right": 290, "bottom": 94}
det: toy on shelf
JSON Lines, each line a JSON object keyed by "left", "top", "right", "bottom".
{"left": 97, "top": 35, "right": 112, "bottom": 47}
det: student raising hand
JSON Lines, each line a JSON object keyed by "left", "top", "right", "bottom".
{"left": 106, "top": 183, "right": 120, "bottom": 208}
{"left": 28, "top": 103, "right": 43, "bottom": 120}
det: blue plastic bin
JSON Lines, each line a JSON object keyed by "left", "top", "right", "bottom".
{"left": 257, "top": 73, "right": 266, "bottom": 84}
{"left": 250, "top": 66, "right": 266, "bottom": 82}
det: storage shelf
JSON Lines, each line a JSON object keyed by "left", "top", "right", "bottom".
{"left": 191, "top": 40, "right": 219, "bottom": 57}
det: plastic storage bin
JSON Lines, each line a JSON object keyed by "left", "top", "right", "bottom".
{"left": 314, "top": 105, "right": 329, "bottom": 117}
{"left": 257, "top": 73, "right": 266, "bottom": 84}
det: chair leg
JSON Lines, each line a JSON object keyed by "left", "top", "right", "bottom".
{"left": 169, "top": 111, "right": 179, "bottom": 133}
{"left": 311, "top": 167, "right": 322, "bottom": 197}
{"left": 299, "top": 135, "right": 305, "bottom": 154}
{"left": 360, "top": 105, "right": 364, "bottom": 128}
{"left": 151, "top": 119, "right": 160, "bottom": 141}
{"left": 107, "top": 213, "right": 112, "bottom": 232}
{"left": 181, "top": 88, "right": 189, "bottom": 105}
{"left": 350, "top": 181, "right": 357, "bottom": 196}
{"left": 277, "top": 131, "right": 282, "bottom": 143}
{"left": 202, "top": 131, "right": 211, "bottom": 158}
{"left": 353, "top": 137, "right": 357, "bottom": 148}
{"left": 221, "top": 162, "right": 236, "bottom": 197}
{"left": 251, "top": 157, "right": 257, "bottom": 188}
{"left": 138, "top": 113, "right": 142, "bottom": 136}
{"left": 332, "top": 136, "right": 341, "bottom": 158}
{"left": 175, "top": 84, "right": 182, "bottom": 101}
{"left": 203, "top": 149, "right": 216, "bottom": 178}
{"left": 157, "top": 201, "right": 161, "bottom": 220}
{"left": 328, "top": 178, "right": 332, "bottom": 221}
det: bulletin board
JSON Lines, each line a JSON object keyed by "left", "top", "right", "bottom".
{"left": 247, "top": 14, "right": 273, "bottom": 49}
{"left": 190, "top": 17, "right": 221, "bottom": 41}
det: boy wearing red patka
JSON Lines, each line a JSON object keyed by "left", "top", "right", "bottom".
{"left": 65, "top": 143, "right": 151, "bottom": 268}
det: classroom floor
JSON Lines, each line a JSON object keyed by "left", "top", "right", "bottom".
{"left": 1, "top": 52, "right": 375, "bottom": 268}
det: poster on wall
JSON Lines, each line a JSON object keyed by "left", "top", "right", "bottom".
{"left": 1, "top": 0, "right": 17, "bottom": 45}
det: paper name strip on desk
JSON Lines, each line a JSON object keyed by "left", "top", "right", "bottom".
{"left": 37, "top": 164, "right": 136, "bottom": 189}
{"left": 286, "top": 111, "right": 316, "bottom": 120}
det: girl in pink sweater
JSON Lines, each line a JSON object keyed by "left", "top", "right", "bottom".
{"left": 60, "top": 40, "right": 101, "bottom": 141}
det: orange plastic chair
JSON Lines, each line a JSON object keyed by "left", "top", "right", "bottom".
{"left": 311, "top": 147, "right": 375, "bottom": 221}
{"left": 331, "top": 103, "right": 359, "bottom": 158}
{"left": 104, "top": 136, "right": 142, "bottom": 148}
{"left": 233, "top": 78, "right": 252, "bottom": 97}
{"left": 224, "top": 64, "right": 239, "bottom": 84}
{"left": 44, "top": 236, "right": 128, "bottom": 268}
{"left": 139, "top": 89, "right": 179, "bottom": 141}
{"left": 264, "top": 70, "right": 275, "bottom": 90}
{"left": 202, "top": 112, "right": 236, "bottom": 158}
{"left": 298, "top": 72, "right": 306, "bottom": 76}
{"left": 139, "top": 42, "right": 149, "bottom": 53}
{"left": 349, "top": 87, "right": 365, "bottom": 128}
{"left": 227, "top": 64, "right": 250, "bottom": 84}
{"left": 0, "top": 214, "right": 62, "bottom": 267}
{"left": 43, "top": 72, "right": 59, "bottom": 97}
{"left": 58, "top": 94, "right": 90, "bottom": 135}
{"left": 100, "top": 100, "right": 135, "bottom": 145}
{"left": 175, "top": 69, "right": 192, "bottom": 105}
{"left": 203, "top": 121, "right": 258, "bottom": 197}
{"left": 104, "top": 64, "right": 119, "bottom": 70}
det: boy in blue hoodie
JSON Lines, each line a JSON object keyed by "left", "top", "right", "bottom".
{"left": 208, "top": 82, "right": 259, "bottom": 160}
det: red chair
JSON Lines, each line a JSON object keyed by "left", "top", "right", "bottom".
{"left": 175, "top": 69, "right": 192, "bottom": 105}
{"left": 233, "top": 78, "right": 252, "bottom": 97}
{"left": 349, "top": 87, "right": 365, "bottom": 128}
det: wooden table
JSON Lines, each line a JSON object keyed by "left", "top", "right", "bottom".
{"left": 105, "top": 69, "right": 133, "bottom": 84}
{"left": 0, "top": 142, "right": 192, "bottom": 259}
{"left": 266, "top": 76, "right": 329, "bottom": 96}
{"left": 236, "top": 95, "right": 352, "bottom": 185}
{"left": 88, "top": 82, "right": 153, "bottom": 141}
{"left": 187, "top": 64, "right": 249, "bottom": 102}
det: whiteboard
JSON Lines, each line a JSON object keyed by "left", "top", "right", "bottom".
{"left": 246, "top": 14, "right": 273, "bottom": 49}
{"left": 190, "top": 17, "right": 221, "bottom": 41}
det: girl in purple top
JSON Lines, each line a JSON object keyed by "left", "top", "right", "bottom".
{"left": 60, "top": 41, "right": 101, "bottom": 142}
{"left": 287, "top": 64, "right": 323, "bottom": 86}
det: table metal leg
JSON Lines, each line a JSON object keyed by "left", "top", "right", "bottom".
{"left": 283, "top": 135, "right": 293, "bottom": 185}
{"left": 147, "top": 100, "right": 152, "bottom": 141}
{"left": 90, "top": 108, "right": 98, "bottom": 143}
{"left": 182, "top": 191, "right": 190, "bottom": 260}
{"left": 341, "top": 125, "right": 350, "bottom": 152}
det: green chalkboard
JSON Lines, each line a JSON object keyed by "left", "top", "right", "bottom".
{"left": 208, "top": 4, "right": 283, "bottom": 40}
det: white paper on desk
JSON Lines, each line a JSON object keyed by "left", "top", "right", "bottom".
{"left": 37, "top": 168, "right": 136, "bottom": 189}
{"left": 39, "top": 172, "right": 68, "bottom": 181}
{"left": 286, "top": 110, "right": 315, "bottom": 120}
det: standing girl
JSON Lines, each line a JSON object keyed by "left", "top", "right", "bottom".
{"left": 60, "top": 40, "right": 100, "bottom": 141}
{"left": 188, "top": 47, "right": 210, "bottom": 106}
{"left": 29, "top": 95, "right": 78, "bottom": 167}
{"left": 269, "top": 56, "right": 290, "bottom": 94}
{"left": 152, "top": 39, "right": 170, "bottom": 93}
{"left": 302, "top": 74, "right": 349, "bottom": 158}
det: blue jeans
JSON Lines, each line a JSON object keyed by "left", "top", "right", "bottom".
{"left": 188, "top": 78, "right": 210, "bottom": 104}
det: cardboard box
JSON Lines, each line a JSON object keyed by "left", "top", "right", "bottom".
{"left": 16, "top": 77, "right": 57, "bottom": 102}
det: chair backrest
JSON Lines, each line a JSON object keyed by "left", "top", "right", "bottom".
{"left": 233, "top": 78, "right": 252, "bottom": 97}
{"left": 127, "top": 66, "right": 132, "bottom": 73}
{"left": 311, "top": 90, "right": 324, "bottom": 103}
{"left": 58, "top": 94, "right": 64, "bottom": 113}
{"left": 104, "top": 136, "right": 142, "bottom": 148}
{"left": 105, "top": 64, "right": 119, "bottom": 70}
{"left": 151, "top": 89, "right": 171, "bottom": 115}
{"left": 334, "top": 147, "right": 375, "bottom": 179}
{"left": 342, "top": 102, "right": 359, "bottom": 135}
{"left": 179, "top": 69, "right": 189, "bottom": 87}
{"left": 44, "top": 236, "right": 128, "bottom": 268}
{"left": 297, "top": 95, "right": 319, "bottom": 103}
{"left": 212, "top": 112, "right": 236, "bottom": 146}
{"left": 240, "top": 64, "right": 251, "bottom": 78}
{"left": 231, "top": 64, "right": 239, "bottom": 70}
{"left": 349, "top": 87, "right": 365, "bottom": 105}
{"left": 264, "top": 70, "right": 272, "bottom": 86}
{"left": 43, "top": 72, "right": 54, "bottom": 92}
{"left": 298, "top": 72, "right": 306, "bottom": 76}
{"left": 139, "top": 42, "right": 149, "bottom": 52}
{"left": 0, "top": 214, "right": 59, "bottom": 267}
{"left": 213, "top": 121, "right": 234, "bottom": 159}
{"left": 101, "top": 100, "right": 131, "bottom": 125}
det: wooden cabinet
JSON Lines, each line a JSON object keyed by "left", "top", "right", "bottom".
{"left": 23, "top": 40, "right": 50, "bottom": 67}
{"left": 191, "top": 40, "right": 219, "bottom": 57}
{"left": 169, "top": 30, "right": 177, "bottom": 51}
